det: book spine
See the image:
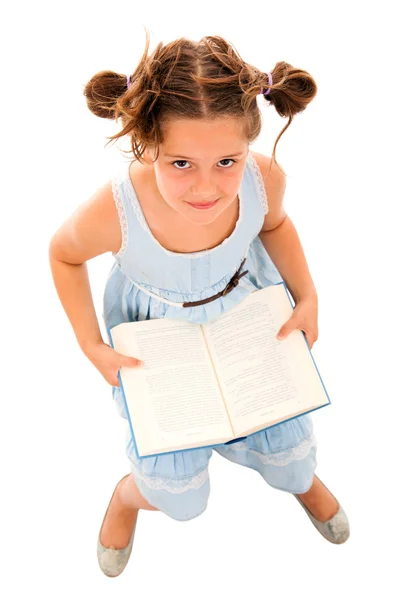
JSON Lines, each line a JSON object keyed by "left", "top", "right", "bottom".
{"left": 107, "top": 327, "right": 142, "bottom": 458}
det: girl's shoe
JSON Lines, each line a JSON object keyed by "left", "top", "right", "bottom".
{"left": 294, "top": 476, "right": 350, "bottom": 544}
{"left": 97, "top": 475, "right": 138, "bottom": 577}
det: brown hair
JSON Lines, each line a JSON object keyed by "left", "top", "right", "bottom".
{"left": 83, "top": 30, "right": 317, "bottom": 175}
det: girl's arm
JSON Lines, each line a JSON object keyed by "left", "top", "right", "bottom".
{"left": 252, "top": 152, "right": 317, "bottom": 303}
{"left": 49, "top": 181, "right": 142, "bottom": 387}
{"left": 48, "top": 180, "right": 121, "bottom": 355}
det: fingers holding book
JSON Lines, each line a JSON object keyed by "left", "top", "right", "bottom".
{"left": 83, "top": 341, "right": 144, "bottom": 387}
{"left": 276, "top": 296, "right": 319, "bottom": 350}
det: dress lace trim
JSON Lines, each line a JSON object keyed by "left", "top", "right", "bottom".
{"left": 227, "top": 433, "right": 317, "bottom": 467}
{"left": 126, "top": 179, "right": 150, "bottom": 234}
{"left": 128, "top": 434, "right": 316, "bottom": 494}
{"left": 248, "top": 153, "right": 269, "bottom": 215}
{"left": 111, "top": 178, "right": 128, "bottom": 257}
{"left": 130, "top": 464, "right": 209, "bottom": 494}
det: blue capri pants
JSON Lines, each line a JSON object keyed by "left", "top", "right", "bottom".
{"left": 124, "top": 414, "right": 317, "bottom": 522}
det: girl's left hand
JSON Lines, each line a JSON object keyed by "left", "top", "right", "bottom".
{"left": 276, "top": 295, "right": 319, "bottom": 350}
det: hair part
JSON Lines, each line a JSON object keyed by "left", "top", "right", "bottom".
{"left": 83, "top": 30, "right": 317, "bottom": 175}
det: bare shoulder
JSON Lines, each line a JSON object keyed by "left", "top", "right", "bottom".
{"left": 48, "top": 179, "right": 122, "bottom": 264}
{"left": 249, "top": 150, "right": 287, "bottom": 232}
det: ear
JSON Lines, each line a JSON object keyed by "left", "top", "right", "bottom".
{"left": 143, "top": 146, "right": 156, "bottom": 164}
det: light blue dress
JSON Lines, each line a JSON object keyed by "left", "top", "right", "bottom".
{"left": 103, "top": 152, "right": 317, "bottom": 521}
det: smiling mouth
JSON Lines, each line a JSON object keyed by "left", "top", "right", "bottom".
{"left": 187, "top": 198, "right": 220, "bottom": 209}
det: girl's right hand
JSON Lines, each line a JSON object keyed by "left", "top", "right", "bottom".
{"left": 84, "top": 341, "right": 143, "bottom": 387}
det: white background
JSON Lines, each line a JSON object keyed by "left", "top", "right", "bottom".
{"left": 2, "top": 1, "right": 399, "bottom": 597}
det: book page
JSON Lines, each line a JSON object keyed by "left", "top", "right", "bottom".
{"left": 203, "top": 285, "right": 329, "bottom": 437}
{"left": 110, "top": 319, "right": 233, "bottom": 456}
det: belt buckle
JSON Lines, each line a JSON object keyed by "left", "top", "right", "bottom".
{"left": 222, "top": 277, "right": 237, "bottom": 296}
{"left": 221, "top": 258, "right": 246, "bottom": 297}
{"left": 221, "top": 283, "right": 231, "bottom": 297}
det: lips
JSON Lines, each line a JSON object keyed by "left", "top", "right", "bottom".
{"left": 187, "top": 198, "right": 219, "bottom": 210}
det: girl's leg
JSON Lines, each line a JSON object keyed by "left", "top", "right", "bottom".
{"left": 100, "top": 474, "right": 159, "bottom": 549}
{"left": 297, "top": 475, "right": 339, "bottom": 521}
{"left": 215, "top": 421, "right": 340, "bottom": 521}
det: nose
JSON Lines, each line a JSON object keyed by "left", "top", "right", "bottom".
{"left": 190, "top": 172, "right": 217, "bottom": 198}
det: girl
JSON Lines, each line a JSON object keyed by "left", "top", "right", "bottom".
{"left": 49, "top": 33, "right": 350, "bottom": 578}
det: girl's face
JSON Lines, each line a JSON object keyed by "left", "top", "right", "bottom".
{"left": 146, "top": 117, "right": 249, "bottom": 225}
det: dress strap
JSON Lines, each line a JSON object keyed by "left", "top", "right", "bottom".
{"left": 247, "top": 153, "right": 269, "bottom": 215}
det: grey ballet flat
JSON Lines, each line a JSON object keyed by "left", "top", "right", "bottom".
{"left": 97, "top": 475, "right": 138, "bottom": 577}
{"left": 294, "top": 476, "right": 350, "bottom": 544}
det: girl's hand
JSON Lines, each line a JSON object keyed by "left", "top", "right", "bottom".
{"left": 276, "top": 294, "right": 319, "bottom": 350}
{"left": 83, "top": 341, "right": 143, "bottom": 387}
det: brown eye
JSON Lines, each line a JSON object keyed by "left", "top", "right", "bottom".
{"left": 173, "top": 161, "right": 190, "bottom": 169}
{"left": 218, "top": 159, "right": 235, "bottom": 167}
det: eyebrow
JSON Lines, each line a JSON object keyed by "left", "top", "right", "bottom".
{"left": 164, "top": 152, "right": 245, "bottom": 160}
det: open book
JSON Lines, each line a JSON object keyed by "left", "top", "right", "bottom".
{"left": 108, "top": 283, "right": 330, "bottom": 458}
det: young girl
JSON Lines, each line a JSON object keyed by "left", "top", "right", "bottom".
{"left": 49, "top": 33, "right": 350, "bottom": 577}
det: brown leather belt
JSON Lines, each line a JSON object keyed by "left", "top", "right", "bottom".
{"left": 182, "top": 258, "right": 248, "bottom": 308}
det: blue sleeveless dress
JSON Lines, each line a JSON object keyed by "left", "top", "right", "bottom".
{"left": 103, "top": 152, "right": 317, "bottom": 521}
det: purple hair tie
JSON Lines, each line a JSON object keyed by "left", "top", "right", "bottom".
{"left": 126, "top": 74, "right": 131, "bottom": 89}
{"left": 261, "top": 72, "right": 273, "bottom": 96}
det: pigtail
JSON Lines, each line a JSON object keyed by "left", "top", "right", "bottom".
{"left": 258, "top": 62, "right": 318, "bottom": 170}
{"left": 83, "top": 70, "right": 128, "bottom": 120}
